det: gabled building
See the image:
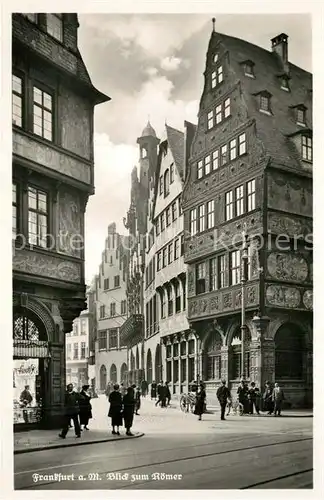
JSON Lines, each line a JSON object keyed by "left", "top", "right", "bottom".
{"left": 12, "top": 13, "right": 109, "bottom": 428}
{"left": 65, "top": 308, "right": 90, "bottom": 389}
{"left": 120, "top": 123, "right": 159, "bottom": 386}
{"left": 94, "top": 223, "right": 129, "bottom": 392}
{"left": 182, "top": 26, "right": 312, "bottom": 407}
{"left": 143, "top": 123, "right": 197, "bottom": 394}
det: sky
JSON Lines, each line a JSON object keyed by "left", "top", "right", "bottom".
{"left": 78, "top": 13, "right": 312, "bottom": 284}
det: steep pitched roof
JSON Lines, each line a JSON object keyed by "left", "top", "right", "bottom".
{"left": 165, "top": 125, "right": 184, "bottom": 179}
{"left": 207, "top": 31, "right": 312, "bottom": 168}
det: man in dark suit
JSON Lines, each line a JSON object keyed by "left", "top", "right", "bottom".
{"left": 155, "top": 380, "right": 163, "bottom": 407}
{"left": 59, "top": 384, "right": 81, "bottom": 438}
{"left": 217, "top": 380, "right": 231, "bottom": 420}
{"left": 248, "top": 382, "right": 261, "bottom": 414}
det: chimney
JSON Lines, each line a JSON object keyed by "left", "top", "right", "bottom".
{"left": 271, "top": 33, "right": 289, "bottom": 73}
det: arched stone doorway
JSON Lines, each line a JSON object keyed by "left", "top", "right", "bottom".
{"left": 146, "top": 349, "right": 153, "bottom": 384}
{"left": 204, "top": 330, "right": 223, "bottom": 382}
{"left": 120, "top": 363, "right": 128, "bottom": 384}
{"left": 228, "top": 326, "right": 251, "bottom": 381}
{"left": 13, "top": 308, "right": 50, "bottom": 426}
{"left": 100, "top": 365, "right": 107, "bottom": 391}
{"left": 110, "top": 364, "right": 117, "bottom": 383}
{"left": 155, "top": 344, "right": 162, "bottom": 382}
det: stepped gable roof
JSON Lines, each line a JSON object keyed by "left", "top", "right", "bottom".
{"left": 207, "top": 31, "right": 312, "bottom": 169}
{"left": 165, "top": 125, "right": 184, "bottom": 179}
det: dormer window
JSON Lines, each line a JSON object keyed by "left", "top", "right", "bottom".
{"left": 213, "top": 54, "right": 219, "bottom": 63}
{"left": 46, "top": 14, "right": 63, "bottom": 42}
{"left": 256, "top": 91, "right": 272, "bottom": 115}
{"left": 241, "top": 60, "right": 255, "bottom": 78}
{"left": 280, "top": 76, "right": 290, "bottom": 92}
{"left": 296, "top": 106, "right": 306, "bottom": 126}
{"left": 211, "top": 66, "right": 223, "bottom": 89}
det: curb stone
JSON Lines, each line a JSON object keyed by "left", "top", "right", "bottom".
{"left": 14, "top": 432, "right": 144, "bottom": 455}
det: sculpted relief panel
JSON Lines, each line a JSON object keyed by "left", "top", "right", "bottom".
{"left": 58, "top": 190, "right": 82, "bottom": 258}
{"left": 265, "top": 285, "right": 303, "bottom": 309}
{"left": 13, "top": 249, "right": 81, "bottom": 283}
{"left": 267, "top": 172, "right": 312, "bottom": 217}
{"left": 13, "top": 131, "right": 91, "bottom": 185}
{"left": 267, "top": 252, "right": 309, "bottom": 283}
{"left": 268, "top": 212, "right": 312, "bottom": 238}
{"left": 188, "top": 283, "right": 259, "bottom": 319}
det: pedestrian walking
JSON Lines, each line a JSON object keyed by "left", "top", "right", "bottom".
{"left": 108, "top": 384, "right": 123, "bottom": 435}
{"left": 122, "top": 386, "right": 136, "bottom": 436}
{"left": 141, "top": 379, "right": 148, "bottom": 397}
{"left": 263, "top": 381, "right": 274, "bottom": 414}
{"left": 217, "top": 380, "right": 231, "bottom": 421}
{"left": 59, "top": 384, "right": 81, "bottom": 439}
{"left": 151, "top": 380, "right": 157, "bottom": 399}
{"left": 78, "top": 385, "right": 92, "bottom": 430}
{"left": 237, "top": 380, "right": 249, "bottom": 414}
{"left": 165, "top": 382, "right": 171, "bottom": 406}
{"left": 248, "top": 382, "right": 261, "bottom": 415}
{"left": 19, "top": 385, "right": 33, "bottom": 424}
{"left": 194, "top": 382, "right": 206, "bottom": 421}
{"left": 155, "top": 380, "right": 163, "bottom": 406}
{"left": 272, "top": 383, "right": 285, "bottom": 416}
{"left": 135, "top": 387, "right": 141, "bottom": 415}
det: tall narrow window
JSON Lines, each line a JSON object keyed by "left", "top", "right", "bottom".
{"left": 174, "top": 238, "right": 180, "bottom": 260}
{"left": 28, "top": 187, "right": 48, "bottom": 248}
{"left": 160, "top": 291, "right": 166, "bottom": 319}
{"left": 46, "top": 14, "right": 63, "bottom": 42}
{"left": 235, "top": 185, "right": 244, "bottom": 216}
{"left": 197, "top": 160, "right": 203, "bottom": 179}
{"left": 230, "top": 250, "right": 241, "bottom": 286}
{"left": 196, "top": 263, "right": 206, "bottom": 295}
{"left": 207, "top": 200, "right": 215, "bottom": 229}
{"left": 180, "top": 235, "right": 184, "bottom": 256}
{"left": 217, "top": 66, "right": 223, "bottom": 83}
{"left": 247, "top": 179, "right": 256, "bottom": 211}
{"left": 114, "top": 275, "right": 120, "bottom": 287}
{"left": 260, "top": 94, "right": 270, "bottom": 113}
{"left": 160, "top": 212, "right": 165, "bottom": 232}
{"left": 12, "top": 75, "right": 23, "bottom": 127}
{"left": 221, "top": 144, "right": 228, "bottom": 166}
{"left": 166, "top": 207, "right": 171, "bottom": 226}
{"left": 207, "top": 111, "right": 214, "bottom": 130}
{"left": 80, "top": 342, "right": 86, "bottom": 359}
{"left": 216, "top": 104, "right": 222, "bottom": 124}
{"left": 121, "top": 300, "right": 127, "bottom": 315}
{"left": 109, "top": 329, "right": 118, "bottom": 349}
{"left": 296, "top": 107, "right": 306, "bottom": 126}
{"left": 12, "top": 183, "right": 17, "bottom": 239}
{"left": 190, "top": 208, "right": 197, "bottom": 236}
{"left": 212, "top": 150, "right": 219, "bottom": 170}
{"left": 224, "top": 98, "right": 231, "bottom": 118}
{"left": 211, "top": 71, "right": 217, "bottom": 89}
{"left": 210, "top": 258, "right": 218, "bottom": 291}
{"left": 175, "top": 282, "right": 181, "bottom": 312}
{"left": 99, "top": 330, "right": 107, "bottom": 350}
{"left": 33, "top": 86, "right": 53, "bottom": 141}
{"left": 244, "top": 63, "right": 254, "bottom": 77}
{"left": 205, "top": 155, "right": 211, "bottom": 175}
{"left": 157, "top": 252, "right": 161, "bottom": 271}
{"left": 230, "top": 138, "right": 237, "bottom": 161}
{"left": 281, "top": 77, "right": 290, "bottom": 91}
{"left": 198, "top": 204, "right": 205, "bottom": 233}
{"left": 172, "top": 201, "right": 177, "bottom": 221}
{"left": 73, "top": 343, "right": 78, "bottom": 360}
{"left": 162, "top": 247, "right": 167, "bottom": 268}
{"left": 159, "top": 176, "right": 163, "bottom": 195}
{"left": 225, "top": 190, "right": 234, "bottom": 221}
{"left": 164, "top": 170, "right": 170, "bottom": 196}
{"left": 170, "top": 164, "right": 174, "bottom": 183}
{"left": 168, "top": 242, "right": 173, "bottom": 264}
{"left": 301, "top": 136, "right": 312, "bottom": 162}
{"left": 110, "top": 303, "right": 116, "bottom": 317}
{"left": 239, "top": 133, "right": 247, "bottom": 155}
{"left": 156, "top": 217, "right": 160, "bottom": 236}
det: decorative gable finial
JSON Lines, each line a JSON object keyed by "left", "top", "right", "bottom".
{"left": 212, "top": 17, "right": 216, "bottom": 32}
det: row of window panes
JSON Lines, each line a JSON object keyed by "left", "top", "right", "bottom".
{"left": 197, "top": 132, "right": 246, "bottom": 180}
{"left": 12, "top": 74, "right": 53, "bottom": 142}
{"left": 211, "top": 65, "right": 223, "bottom": 88}
{"left": 196, "top": 248, "right": 253, "bottom": 294}
{"left": 207, "top": 97, "right": 230, "bottom": 130}
{"left": 145, "top": 257, "right": 155, "bottom": 288}
{"left": 98, "top": 329, "right": 119, "bottom": 350}
{"left": 13, "top": 183, "right": 49, "bottom": 247}
{"left": 160, "top": 281, "right": 185, "bottom": 318}
{"left": 157, "top": 235, "right": 184, "bottom": 271}
{"left": 159, "top": 164, "right": 175, "bottom": 197}
{"left": 22, "top": 13, "right": 63, "bottom": 42}
{"left": 225, "top": 179, "right": 256, "bottom": 221}
{"left": 166, "top": 340, "right": 195, "bottom": 358}
{"left": 103, "top": 276, "right": 120, "bottom": 290}
{"left": 189, "top": 200, "right": 215, "bottom": 236}
{"left": 99, "top": 301, "right": 126, "bottom": 319}
{"left": 156, "top": 197, "right": 182, "bottom": 236}
{"left": 66, "top": 342, "right": 86, "bottom": 360}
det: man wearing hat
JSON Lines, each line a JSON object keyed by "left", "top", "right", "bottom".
{"left": 216, "top": 380, "right": 231, "bottom": 421}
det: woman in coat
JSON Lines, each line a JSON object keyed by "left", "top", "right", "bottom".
{"left": 122, "top": 386, "right": 135, "bottom": 436}
{"left": 194, "top": 382, "right": 206, "bottom": 421}
{"left": 78, "top": 385, "right": 92, "bottom": 430}
{"left": 108, "top": 384, "right": 123, "bottom": 435}
{"left": 150, "top": 381, "right": 157, "bottom": 400}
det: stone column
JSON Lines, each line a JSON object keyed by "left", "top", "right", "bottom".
{"left": 220, "top": 346, "right": 229, "bottom": 382}
{"left": 250, "top": 315, "right": 274, "bottom": 389}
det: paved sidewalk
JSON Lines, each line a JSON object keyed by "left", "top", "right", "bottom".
{"left": 14, "top": 429, "right": 143, "bottom": 455}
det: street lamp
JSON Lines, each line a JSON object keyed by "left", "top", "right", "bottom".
{"left": 241, "top": 224, "right": 249, "bottom": 380}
